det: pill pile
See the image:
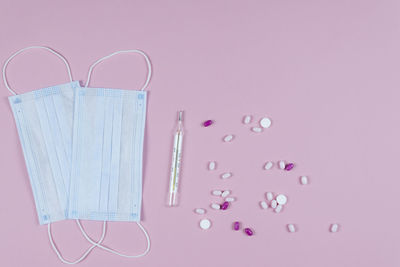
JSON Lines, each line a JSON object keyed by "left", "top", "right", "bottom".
{"left": 260, "top": 192, "right": 287, "bottom": 213}
{"left": 243, "top": 115, "right": 272, "bottom": 134}
{"left": 210, "top": 189, "right": 236, "bottom": 210}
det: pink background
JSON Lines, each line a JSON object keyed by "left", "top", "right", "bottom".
{"left": 0, "top": 0, "right": 399, "bottom": 266}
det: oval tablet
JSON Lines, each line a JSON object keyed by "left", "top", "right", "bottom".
{"left": 225, "top": 197, "right": 235, "bottom": 202}
{"left": 244, "top": 228, "right": 254, "bottom": 236}
{"left": 260, "top": 201, "right": 268, "bottom": 209}
{"left": 252, "top": 127, "right": 263, "bottom": 133}
{"left": 264, "top": 161, "right": 273, "bottom": 170}
{"left": 266, "top": 192, "right": 274, "bottom": 201}
{"left": 208, "top": 161, "right": 216, "bottom": 170}
{"left": 200, "top": 219, "right": 211, "bottom": 230}
{"left": 271, "top": 199, "right": 277, "bottom": 209}
{"left": 194, "top": 208, "right": 206, "bottom": 215}
{"left": 300, "top": 176, "right": 308, "bottom": 185}
{"left": 243, "top": 115, "right": 252, "bottom": 124}
{"left": 212, "top": 190, "right": 222, "bottom": 196}
{"left": 221, "top": 190, "right": 230, "bottom": 198}
{"left": 223, "top": 135, "right": 234, "bottom": 142}
{"left": 278, "top": 161, "right": 286, "bottom": 169}
{"left": 287, "top": 224, "right": 296, "bottom": 233}
{"left": 260, "top": 117, "right": 272, "bottom": 128}
{"left": 276, "top": 194, "right": 287, "bottom": 205}
{"left": 274, "top": 204, "right": 283, "bottom": 213}
{"left": 330, "top": 223, "right": 339, "bottom": 233}
{"left": 221, "top": 172, "right": 232, "bottom": 179}
{"left": 211, "top": 203, "right": 220, "bottom": 210}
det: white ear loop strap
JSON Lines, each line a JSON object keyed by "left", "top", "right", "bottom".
{"left": 84, "top": 49, "right": 152, "bottom": 90}
{"left": 76, "top": 220, "right": 151, "bottom": 258}
{"left": 2, "top": 46, "right": 73, "bottom": 95}
{"left": 47, "top": 221, "right": 106, "bottom": 265}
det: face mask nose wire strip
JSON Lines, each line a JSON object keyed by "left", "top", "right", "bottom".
{"left": 76, "top": 49, "right": 152, "bottom": 258}
{"left": 2, "top": 46, "right": 107, "bottom": 264}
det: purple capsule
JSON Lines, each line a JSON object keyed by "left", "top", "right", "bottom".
{"left": 221, "top": 201, "right": 229, "bottom": 210}
{"left": 244, "top": 228, "right": 254, "bottom": 236}
{"left": 284, "top": 163, "right": 294, "bottom": 171}
{"left": 203, "top": 120, "right": 213, "bottom": 127}
{"left": 233, "top": 221, "right": 240, "bottom": 231}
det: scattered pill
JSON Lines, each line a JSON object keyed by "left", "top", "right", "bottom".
{"left": 233, "top": 221, "right": 241, "bottom": 231}
{"left": 264, "top": 161, "right": 273, "bottom": 170}
{"left": 212, "top": 190, "right": 222, "bottom": 196}
{"left": 221, "top": 190, "right": 230, "bottom": 198}
{"left": 220, "top": 201, "right": 230, "bottom": 210}
{"left": 260, "top": 117, "right": 272, "bottom": 128}
{"left": 252, "top": 127, "right": 263, "bottom": 133}
{"left": 276, "top": 194, "right": 288, "bottom": 205}
{"left": 221, "top": 172, "right": 232, "bottom": 179}
{"left": 203, "top": 120, "right": 213, "bottom": 127}
{"left": 243, "top": 115, "right": 252, "bottom": 124}
{"left": 330, "top": 224, "right": 339, "bottom": 233}
{"left": 300, "top": 176, "right": 308, "bottom": 185}
{"left": 225, "top": 197, "right": 235, "bottom": 202}
{"left": 284, "top": 163, "right": 294, "bottom": 171}
{"left": 200, "top": 219, "right": 211, "bottom": 230}
{"left": 244, "top": 228, "right": 254, "bottom": 236}
{"left": 266, "top": 192, "right": 274, "bottom": 201}
{"left": 260, "top": 201, "right": 268, "bottom": 209}
{"left": 271, "top": 199, "right": 277, "bottom": 209}
{"left": 208, "top": 161, "right": 216, "bottom": 170}
{"left": 223, "top": 135, "right": 234, "bottom": 142}
{"left": 274, "top": 204, "right": 283, "bottom": 213}
{"left": 279, "top": 161, "right": 286, "bottom": 169}
{"left": 211, "top": 203, "right": 221, "bottom": 210}
{"left": 287, "top": 224, "right": 296, "bottom": 233}
{"left": 194, "top": 208, "right": 206, "bottom": 214}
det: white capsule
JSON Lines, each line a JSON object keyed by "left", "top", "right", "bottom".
{"left": 200, "top": 219, "right": 211, "bottom": 230}
{"left": 260, "top": 201, "right": 268, "bottom": 209}
{"left": 271, "top": 199, "right": 277, "bottom": 209}
{"left": 223, "top": 135, "right": 234, "bottom": 142}
{"left": 274, "top": 204, "right": 283, "bottom": 213}
{"left": 243, "top": 115, "right": 252, "bottom": 124}
{"left": 330, "top": 223, "right": 339, "bottom": 233}
{"left": 208, "top": 161, "right": 216, "bottom": 170}
{"left": 194, "top": 208, "right": 206, "bottom": 215}
{"left": 252, "top": 127, "right": 263, "bottom": 133}
{"left": 266, "top": 192, "right": 274, "bottom": 201}
{"left": 276, "top": 194, "right": 288, "bottom": 205}
{"left": 225, "top": 197, "right": 235, "bottom": 202}
{"left": 211, "top": 203, "right": 220, "bottom": 210}
{"left": 287, "top": 224, "right": 296, "bottom": 233}
{"left": 300, "top": 176, "right": 308, "bottom": 185}
{"left": 260, "top": 117, "right": 272, "bottom": 128}
{"left": 221, "top": 172, "right": 232, "bottom": 179}
{"left": 264, "top": 161, "right": 273, "bottom": 170}
{"left": 278, "top": 160, "right": 286, "bottom": 169}
{"left": 212, "top": 190, "right": 222, "bottom": 196}
{"left": 221, "top": 190, "right": 230, "bottom": 198}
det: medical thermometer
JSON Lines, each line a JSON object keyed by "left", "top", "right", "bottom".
{"left": 167, "top": 111, "right": 184, "bottom": 207}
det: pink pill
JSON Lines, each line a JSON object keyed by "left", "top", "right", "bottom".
{"left": 244, "top": 228, "right": 254, "bottom": 236}
{"left": 220, "top": 201, "right": 229, "bottom": 210}
{"left": 284, "top": 163, "right": 294, "bottom": 171}
{"left": 233, "top": 221, "right": 240, "bottom": 231}
{"left": 203, "top": 120, "right": 213, "bottom": 127}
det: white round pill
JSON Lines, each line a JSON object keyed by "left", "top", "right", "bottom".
{"left": 276, "top": 194, "right": 287, "bottom": 205}
{"left": 221, "top": 190, "right": 230, "bottom": 198}
{"left": 194, "top": 208, "right": 206, "bottom": 215}
{"left": 225, "top": 197, "right": 235, "bottom": 202}
{"left": 274, "top": 204, "right": 283, "bottom": 213}
{"left": 212, "top": 190, "right": 222, "bottom": 196}
{"left": 252, "top": 127, "right": 263, "bottom": 133}
{"left": 260, "top": 201, "right": 268, "bottom": 209}
{"left": 211, "top": 203, "right": 220, "bottom": 210}
{"left": 264, "top": 161, "right": 273, "bottom": 170}
{"left": 300, "top": 176, "right": 308, "bottom": 185}
{"left": 271, "top": 199, "right": 277, "bottom": 209}
{"left": 330, "top": 223, "right": 339, "bottom": 233}
{"left": 221, "top": 172, "right": 232, "bottom": 179}
{"left": 243, "top": 115, "right": 252, "bottom": 124}
{"left": 200, "top": 219, "right": 211, "bottom": 230}
{"left": 260, "top": 117, "right": 272, "bottom": 128}
{"left": 223, "top": 135, "right": 234, "bottom": 142}
{"left": 266, "top": 192, "right": 274, "bottom": 201}
{"left": 208, "top": 161, "right": 216, "bottom": 170}
{"left": 287, "top": 224, "right": 296, "bottom": 233}
{"left": 278, "top": 160, "right": 286, "bottom": 169}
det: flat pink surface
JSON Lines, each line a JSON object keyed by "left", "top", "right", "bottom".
{"left": 1, "top": 0, "right": 399, "bottom": 266}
